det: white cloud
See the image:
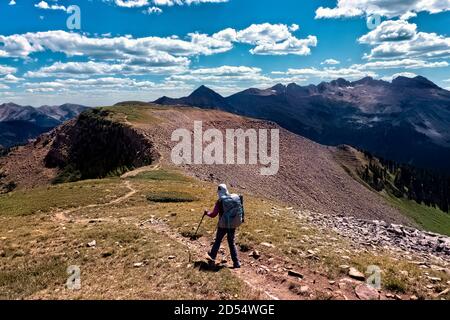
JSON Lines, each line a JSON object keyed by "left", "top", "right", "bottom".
{"left": 143, "top": 6, "right": 163, "bottom": 14}
{"left": 359, "top": 20, "right": 417, "bottom": 43}
{"left": 354, "top": 59, "right": 448, "bottom": 70}
{"left": 2, "top": 74, "right": 23, "bottom": 82}
{"left": 0, "top": 30, "right": 231, "bottom": 59}
{"left": 234, "top": 23, "right": 297, "bottom": 45}
{"left": 315, "top": 0, "right": 450, "bottom": 19}
{"left": 250, "top": 35, "right": 317, "bottom": 56}
{"left": 24, "top": 77, "right": 158, "bottom": 91}
{"left": 153, "top": 0, "right": 229, "bottom": 6}
{"left": 0, "top": 24, "right": 317, "bottom": 62}
{"left": 214, "top": 23, "right": 317, "bottom": 56}
{"left": 273, "top": 67, "right": 377, "bottom": 80}
{"left": 114, "top": 0, "right": 150, "bottom": 8}
{"left": 9, "top": 0, "right": 16, "bottom": 6}
{"left": 34, "top": 1, "right": 67, "bottom": 11}
{"left": 359, "top": 20, "right": 450, "bottom": 60}
{"left": 321, "top": 59, "right": 340, "bottom": 65}
{"left": 25, "top": 60, "right": 188, "bottom": 78}
{"left": 0, "top": 65, "right": 16, "bottom": 75}
{"left": 168, "top": 65, "right": 270, "bottom": 83}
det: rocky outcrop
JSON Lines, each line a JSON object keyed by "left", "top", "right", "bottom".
{"left": 303, "top": 209, "right": 450, "bottom": 259}
{"left": 44, "top": 108, "right": 158, "bottom": 182}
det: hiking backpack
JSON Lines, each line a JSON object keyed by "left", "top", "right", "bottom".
{"left": 218, "top": 194, "right": 244, "bottom": 229}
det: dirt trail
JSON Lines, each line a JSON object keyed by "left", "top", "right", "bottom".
{"left": 138, "top": 217, "right": 302, "bottom": 300}
{"left": 53, "top": 180, "right": 137, "bottom": 222}
{"left": 121, "top": 163, "right": 161, "bottom": 178}
{"left": 52, "top": 186, "right": 298, "bottom": 299}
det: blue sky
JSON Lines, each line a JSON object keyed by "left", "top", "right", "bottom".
{"left": 0, "top": 0, "right": 449, "bottom": 106}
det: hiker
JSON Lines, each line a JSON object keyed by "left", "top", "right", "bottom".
{"left": 204, "top": 184, "right": 245, "bottom": 269}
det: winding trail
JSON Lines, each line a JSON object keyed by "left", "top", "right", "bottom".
{"left": 53, "top": 180, "right": 137, "bottom": 222}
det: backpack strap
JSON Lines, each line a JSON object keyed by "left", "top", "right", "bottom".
{"left": 239, "top": 195, "right": 245, "bottom": 222}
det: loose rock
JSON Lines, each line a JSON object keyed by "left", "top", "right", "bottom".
{"left": 87, "top": 240, "right": 96, "bottom": 248}
{"left": 288, "top": 270, "right": 304, "bottom": 279}
{"left": 355, "top": 284, "right": 380, "bottom": 300}
{"left": 348, "top": 267, "right": 365, "bottom": 281}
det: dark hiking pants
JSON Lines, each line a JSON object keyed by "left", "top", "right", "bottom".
{"left": 209, "top": 227, "right": 239, "bottom": 264}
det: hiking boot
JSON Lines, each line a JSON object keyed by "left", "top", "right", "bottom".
{"left": 232, "top": 262, "right": 241, "bottom": 269}
{"left": 206, "top": 252, "right": 215, "bottom": 262}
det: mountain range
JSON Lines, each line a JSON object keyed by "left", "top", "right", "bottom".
{"left": 0, "top": 103, "right": 88, "bottom": 148}
{"left": 155, "top": 76, "right": 450, "bottom": 173}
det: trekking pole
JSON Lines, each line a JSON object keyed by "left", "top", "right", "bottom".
{"left": 193, "top": 213, "right": 206, "bottom": 240}
{"left": 188, "top": 213, "right": 206, "bottom": 263}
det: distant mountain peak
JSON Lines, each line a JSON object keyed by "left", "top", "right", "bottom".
{"left": 392, "top": 75, "right": 439, "bottom": 89}
{"left": 189, "top": 85, "right": 222, "bottom": 98}
{"left": 271, "top": 83, "right": 286, "bottom": 93}
{"left": 330, "top": 78, "right": 351, "bottom": 87}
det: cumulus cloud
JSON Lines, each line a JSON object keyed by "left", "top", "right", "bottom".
{"left": 315, "top": 0, "right": 450, "bottom": 19}
{"left": 0, "top": 30, "right": 231, "bottom": 59}
{"left": 273, "top": 67, "right": 377, "bottom": 80}
{"left": 359, "top": 20, "right": 450, "bottom": 60}
{"left": 153, "top": 0, "right": 229, "bottom": 6}
{"left": 24, "top": 77, "right": 158, "bottom": 92}
{"left": 359, "top": 20, "right": 417, "bottom": 43}
{"left": 34, "top": 1, "right": 67, "bottom": 11}
{"left": 354, "top": 59, "right": 448, "bottom": 70}
{"left": 2, "top": 74, "right": 23, "bottom": 82}
{"left": 321, "top": 59, "right": 340, "bottom": 65}
{"left": 213, "top": 23, "right": 317, "bottom": 56}
{"left": 9, "top": 0, "right": 16, "bottom": 5}
{"left": 0, "top": 65, "right": 17, "bottom": 75}
{"left": 167, "top": 65, "right": 270, "bottom": 83}
{"left": 0, "top": 23, "right": 316, "bottom": 62}
{"left": 25, "top": 60, "right": 188, "bottom": 78}
{"left": 250, "top": 35, "right": 317, "bottom": 56}
{"left": 143, "top": 6, "right": 163, "bottom": 14}
{"left": 114, "top": 0, "right": 150, "bottom": 8}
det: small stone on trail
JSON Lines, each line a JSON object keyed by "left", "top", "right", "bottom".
{"left": 348, "top": 267, "right": 365, "bottom": 281}
{"left": 168, "top": 255, "right": 176, "bottom": 260}
{"left": 249, "top": 250, "right": 261, "bottom": 259}
{"left": 300, "top": 286, "right": 309, "bottom": 294}
{"left": 87, "top": 240, "right": 96, "bottom": 248}
{"left": 101, "top": 250, "right": 113, "bottom": 258}
{"left": 134, "top": 262, "right": 144, "bottom": 268}
{"left": 260, "top": 242, "right": 275, "bottom": 248}
{"left": 427, "top": 276, "right": 442, "bottom": 282}
{"left": 288, "top": 270, "right": 304, "bottom": 279}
